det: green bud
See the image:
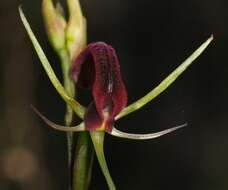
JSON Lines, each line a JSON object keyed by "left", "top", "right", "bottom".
{"left": 66, "top": 0, "right": 87, "bottom": 61}
{"left": 42, "top": 0, "right": 66, "bottom": 52}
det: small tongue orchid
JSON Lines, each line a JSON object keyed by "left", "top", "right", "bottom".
{"left": 19, "top": 6, "right": 213, "bottom": 190}
{"left": 31, "top": 40, "right": 194, "bottom": 138}
{"left": 30, "top": 37, "right": 213, "bottom": 139}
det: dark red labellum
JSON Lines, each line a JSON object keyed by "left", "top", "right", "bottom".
{"left": 71, "top": 42, "right": 128, "bottom": 131}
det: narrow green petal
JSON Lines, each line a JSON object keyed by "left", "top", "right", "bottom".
{"left": 18, "top": 6, "right": 85, "bottom": 119}
{"left": 31, "top": 105, "right": 85, "bottom": 132}
{"left": 109, "top": 123, "right": 186, "bottom": 140}
{"left": 90, "top": 132, "right": 116, "bottom": 190}
{"left": 116, "top": 35, "right": 213, "bottom": 120}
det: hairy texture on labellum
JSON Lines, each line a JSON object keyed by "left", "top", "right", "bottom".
{"left": 71, "top": 42, "right": 127, "bottom": 131}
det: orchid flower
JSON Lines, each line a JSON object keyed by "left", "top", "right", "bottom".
{"left": 31, "top": 41, "right": 190, "bottom": 138}
{"left": 19, "top": 6, "right": 213, "bottom": 190}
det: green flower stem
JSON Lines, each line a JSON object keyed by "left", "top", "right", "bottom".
{"left": 64, "top": 1, "right": 94, "bottom": 189}
{"left": 59, "top": 29, "right": 94, "bottom": 190}
{"left": 90, "top": 132, "right": 116, "bottom": 190}
{"left": 116, "top": 35, "right": 213, "bottom": 120}
{"left": 58, "top": 50, "right": 75, "bottom": 169}
{"left": 59, "top": 34, "right": 95, "bottom": 190}
{"left": 73, "top": 132, "right": 94, "bottom": 190}
{"left": 19, "top": 7, "right": 94, "bottom": 190}
{"left": 54, "top": 21, "right": 94, "bottom": 190}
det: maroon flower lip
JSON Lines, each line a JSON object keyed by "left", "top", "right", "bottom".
{"left": 71, "top": 42, "right": 128, "bottom": 132}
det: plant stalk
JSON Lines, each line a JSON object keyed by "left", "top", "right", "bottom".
{"left": 59, "top": 50, "right": 76, "bottom": 190}
{"left": 73, "top": 132, "right": 94, "bottom": 190}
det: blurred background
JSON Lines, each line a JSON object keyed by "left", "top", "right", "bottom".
{"left": 0, "top": 0, "right": 227, "bottom": 189}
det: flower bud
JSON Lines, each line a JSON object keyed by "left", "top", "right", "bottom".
{"left": 42, "top": 0, "right": 66, "bottom": 52}
{"left": 66, "top": 0, "right": 87, "bottom": 61}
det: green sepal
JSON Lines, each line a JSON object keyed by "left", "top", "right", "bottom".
{"left": 19, "top": 6, "right": 85, "bottom": 119}
{"left": 116, "top": 35, "right": 213, "bottom": 120}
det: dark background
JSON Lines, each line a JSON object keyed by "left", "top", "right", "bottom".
{"left": 0, "top": 0, "right": 227, "bottom": 190}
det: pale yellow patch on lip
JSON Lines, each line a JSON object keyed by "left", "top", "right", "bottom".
{"left": 95, "top": 119, "right": 107, "bottom": 131}
{"left": 95, "top": 109, "right": 110, "bottom": 131}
